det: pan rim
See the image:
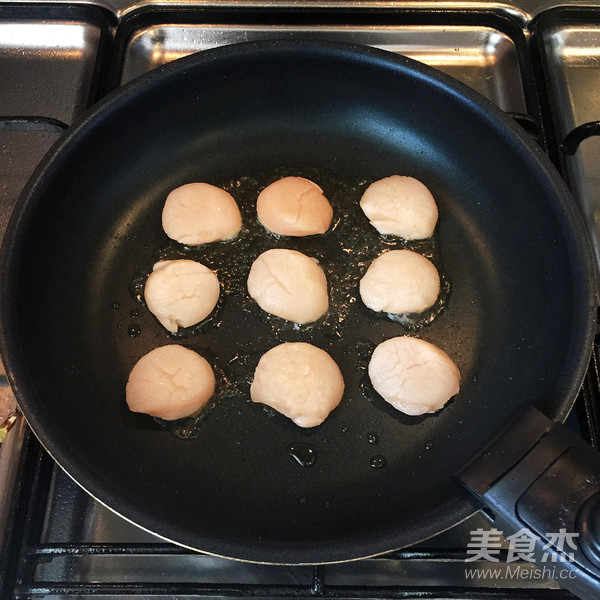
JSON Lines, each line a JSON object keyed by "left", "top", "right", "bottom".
{"left": 0, "top": 39, "right": 597, "bottom": 563}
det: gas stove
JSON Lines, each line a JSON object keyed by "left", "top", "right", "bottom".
{"left": 1, "top": 3, "right": 600, "bottom": 598}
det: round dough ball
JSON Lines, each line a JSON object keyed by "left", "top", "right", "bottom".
{"left": 360, "top": 175, "right": 438, "bottom": 240}
{"left": 251, "top": 342, "right": 344, "bottom": 427}
{"left": 257, "top": 176, "right": 333, "bottom": 236}
{"left": 247, "top": 249, "right": 329, "bottom": 324}
{"left": 126, "top": 345, "right": 215, "bottom": 420}
{"left": 359, "top": 250, "right": 440, "bottom": 314}
{"left": 162, "top": 182, "right": 242, "bottom": 245}
{"left": 369, "top": 336, "right": 460, "bottom": 416}
{"left": 145, "top": 260, "right": 220, "bottom": 333}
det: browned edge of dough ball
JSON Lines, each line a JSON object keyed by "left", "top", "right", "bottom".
{"left": 256, "top": 176, "right": 333, "bottom": 237}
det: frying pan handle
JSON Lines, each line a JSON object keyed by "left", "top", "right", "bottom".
{"left": 457, "top": 407, "right": 600, "bottom": 600}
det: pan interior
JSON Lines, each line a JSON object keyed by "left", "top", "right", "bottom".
{"left": 3, "top": 42, "right": 594, "bottom": 563}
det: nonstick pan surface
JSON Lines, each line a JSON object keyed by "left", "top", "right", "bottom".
{"left": 0, "top": 41, "right": 596, "bottom": 563}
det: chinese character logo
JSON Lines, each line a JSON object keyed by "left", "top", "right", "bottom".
{"left": 465, "top": 527, "right": 578, "bottom": 564}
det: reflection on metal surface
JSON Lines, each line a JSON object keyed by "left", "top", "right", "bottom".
{"left": 566, "top": 139, "right": 600, "bottom": 282}
{"left": 0, "top": 116, "right": 69, "bottom": 132}
{"left": 326, "top": 558, "right": 559, "bottom": 589}
{"left": 546, "top": 27, "right": 600, "bottom": 62}
{"left": 122, "top": 24, "right": 526, "bottom": 112}
{"left": 543, "top": 24, "right": 600, "bottom": 282}
{"left": 544, "top": 25, "right": 600, "bottom": 130}
{"left": 5, "top": 0, "right": 600, "bottom": 26}
{"left": 0, "top": 22, "right": 88, "bottom": 52}
{"left": 0, "top": 129, "right": 65, "bottom": 237}
{"left": 0, "top": 21, "right": 102, "bottom": 124}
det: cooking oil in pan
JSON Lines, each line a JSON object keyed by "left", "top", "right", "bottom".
{"left": 384, "top": 273, "right": 451, "bottom": 330}
{"left": 288, "top": 444, "right": 317, "bottom": 468}
{"left": 160, "top": 363, "right": 239, "bottom": 440}
{"left": 127, "top": 324, "right": 141, "bottom": 337}
{"left": 370, "top": 455, "right": 387, "bottom": 469}
{"left": 367, "top": 432, "right": 379, "bottom": 445}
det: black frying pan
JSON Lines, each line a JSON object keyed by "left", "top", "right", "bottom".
{"left": 1, "top": 41, "right": 597, "bottom": 576}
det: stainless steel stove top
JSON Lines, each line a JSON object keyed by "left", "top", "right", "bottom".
{"left": 1, "top": 0, "right": 600, "bottom": 27}
{"left": 1, "top": 4, "right": 600, "bottom": 598}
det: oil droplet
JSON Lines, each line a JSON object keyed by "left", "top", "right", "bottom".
{"left": 112, "top": 301, "right": 120, "bottom": 309}
{"left": 128, "top": 324, "right": 142, "bottom": 337}
{"left": 129, "top": 275, "right": 146, "bottom": 305}
{"left": 130, "top": 308, "right": 139, "bottom": 318}
{"left": 425, "top": 441, "right": 435, "bottom": 450}
{"left": 370, "top": 455, "right": 387, "bottom": 469}
{"left": 367, "top": 432, "right": 379, "bottom": 444}
{"left": 288, "top": 444, "right": 317, "bottom": 468}
{"left": 472, "top": 375, "right": 479, "bottom": 383}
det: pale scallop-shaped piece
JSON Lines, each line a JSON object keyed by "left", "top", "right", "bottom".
{"left": 369, "top": 336, "right": 460, "bottom": 416}
{"left": 162, "top": 182, "right": 242, "bottom": 245}
{"left": 247, "top": 249, "right": 328, "bottom": 324}
{"left": 257, "top": 176, "right": 333, "bottom": 236}
{"left": 360, "top": 175, "right": 438, "bottom": 240}
{"left": 251, "top": 342, "right": 344, "bottom": 427}
{"left": 126, "top": 345, "right": 215, "bottom": 420}
{"left": 145, "top": 260, "right": 220, "bottom": 333}
{"left": 359, "top": 249, "right": 440, "bottom": 314}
